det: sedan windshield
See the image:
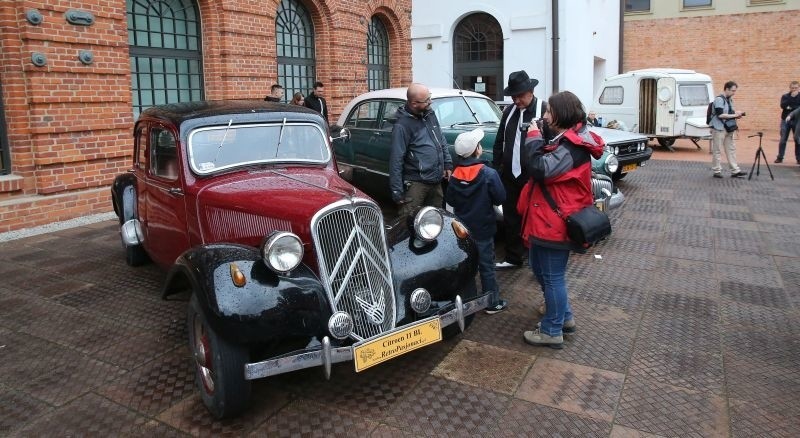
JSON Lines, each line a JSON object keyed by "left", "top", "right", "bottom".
{"left": 431, "top": 96, "right": 501, "bottom": 127}
{"left": 188, "top": 122, "right": 330, "bottom": 175}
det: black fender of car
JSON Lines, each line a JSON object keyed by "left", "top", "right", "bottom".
{"left": 387, "top": 213, "right": 479, "bottom": 323}
{"left": 111, "top": 173, "right": 138, "bottom": 224}
{"left": 164, "top": 243, "right": 331, "bottom": 345}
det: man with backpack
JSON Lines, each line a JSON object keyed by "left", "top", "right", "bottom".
{"left": 709, "top": 81, "right": 747, "bottom": 178}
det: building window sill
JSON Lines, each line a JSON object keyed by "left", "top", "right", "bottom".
{"left": 0, "top": 174, "right": 23, "bottom": 193}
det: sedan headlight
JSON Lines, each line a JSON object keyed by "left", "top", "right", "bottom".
{"left": 613, "top": 146, "right": 620, "bottom": 155}
{"left": 262, "top": 232, "right": 303, "bottom": 273}
{"left": 414, "top": 206, "right": 443, "bottom": 241}
{"left": 605, "top": 154, "right": 619, "bottom": 174}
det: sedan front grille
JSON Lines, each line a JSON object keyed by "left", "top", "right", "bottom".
{"left": 311, "top": 199, "right": 395, "bottom": 341}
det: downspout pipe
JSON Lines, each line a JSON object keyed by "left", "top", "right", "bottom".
{"left": 551, "top": 0, "right": 559, "bottom": 92}
{"left": 618, "top": 0, "right": 624, "bottom": 73}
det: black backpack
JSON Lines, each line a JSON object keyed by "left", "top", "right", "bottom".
{"left": 706, "top": 95, "right": 725, "bottom": 124}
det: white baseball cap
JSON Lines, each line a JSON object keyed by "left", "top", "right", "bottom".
{"left": 454, "top": 128, "right": 484, "bottom": 158}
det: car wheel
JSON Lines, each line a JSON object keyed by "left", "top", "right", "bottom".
{"left": 657, "top": 137, "right": 676, "bottom": 148}
{"left": 442, "top": 314, "right": 474, "bottom": 339}
{"left": 188, "top": 294, "right": 251, "bottom": 419}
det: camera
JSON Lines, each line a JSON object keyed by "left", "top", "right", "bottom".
{"left": 741, "top": 112, "right": 746, "bottom": 117}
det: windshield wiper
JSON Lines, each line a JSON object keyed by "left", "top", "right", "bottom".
{"left": 449, "top": 121, "right": 479, "bottom": 128}
{"left": 212, "top": 119, "right": 233, "bottom": 164}
{"left": 274, "top": 117, "right": 287, "bottom": 158}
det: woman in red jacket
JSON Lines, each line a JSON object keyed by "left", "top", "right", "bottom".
{"left": 517, "top": 91, "right": 604, "bottom": 348}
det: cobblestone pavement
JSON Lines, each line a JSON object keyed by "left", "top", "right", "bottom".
{"left": 1, "top": 159, "right": 799, "bottom": 437}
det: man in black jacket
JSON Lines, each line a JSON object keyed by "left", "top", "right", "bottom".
{"left": 389, "top": 83, "right": 453, "bottom": 224}
{"left": 264, "top": 84, "right": 283, "bottom": 102}
{"left": 776, "top": 81, "right": 800, "bottom": 163}
{"left": 304, "top": 81, "right": 328, "bottom": 125}
{"left": 492, "top": 70, "right": 549, "bottom": 269}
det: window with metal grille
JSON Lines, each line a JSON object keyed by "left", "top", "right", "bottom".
{"left": 453, "top": 13, "right": 503, "bottom": 63}
{"left": 683, "top": 0, "right": 712, "bottom": 7}
{"left": 625, "top": 0, "right": 651, "bottom": 12}
{"left": 277, "top": 0, "right": 316, "bottom": 103}
{"left": 367, "top": 17, "right": 389, "bottom": 91}
{"left": 127, "top": 0, "right": 204, "bottom": 119}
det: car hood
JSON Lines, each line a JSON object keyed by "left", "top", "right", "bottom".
{"left": 196, "top": 168, "right": 364, "bottom": 247}
{"left": 442, "top": 122, "right": 499, "bottom": 161}
{"left": 588, "top": 126, "right": 648, "bottom": 145}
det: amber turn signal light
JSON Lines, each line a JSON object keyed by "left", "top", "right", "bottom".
{"left": 230, "top": 263, "right": 246, "bottom": 287}
{"left": 451, "top": 220, "right": 469, "bottom": 239}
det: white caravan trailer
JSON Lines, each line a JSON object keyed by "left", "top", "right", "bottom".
{"left": 592, "top": 68, "right": 714, "bottom": 150}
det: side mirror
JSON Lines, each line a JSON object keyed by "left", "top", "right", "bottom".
{"left": 330, "top": 127, "right": 351, "bottom": 142}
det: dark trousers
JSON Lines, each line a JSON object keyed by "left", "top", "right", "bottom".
{"left": 500, "top": 172, "right": 526, "bottom": 265}
{"left": 398, "top": 180, "right": 443, "bottom": 225}
{"left": 777, "top": 118, "right": 798, "bottom": 161}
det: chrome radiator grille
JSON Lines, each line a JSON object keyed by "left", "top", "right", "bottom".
{"left": 311, "top": 200, "right": 395, "bottom": 341}
{"left": 592, "top": 176, "right": 613, "bottom": 201}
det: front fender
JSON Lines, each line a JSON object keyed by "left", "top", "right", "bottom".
{"left": 166, "top": 243, "right": 331, "bottom": 345}
{"left": 111, "top": 173, "right": 137, "bottom": 224}
{"left": 388, "top": 214, "right": 479, "bottom": 324}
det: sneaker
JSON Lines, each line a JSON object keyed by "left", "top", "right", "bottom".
{"left": 537, "top": 319, "right": 576, "bottom": 334}
{"left": 731, "top": 171, "right": 747, "bottom": 178}
{"left": 523, "top": 328, "right": 563, "bottom": 349}
{"left": 775, "top": 158, "right": 783, "bottom": 163}
{"left": 485, "top": 299, "right": 508, "bottom": 315}
{"left": 713, "top": 173, "right": 723, "bottom": 179}
{"left": 495, "top": 261, "right": 522, "bottom": 269}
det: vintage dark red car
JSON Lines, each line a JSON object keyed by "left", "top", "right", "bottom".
{"left": 110, "top": 100, "right": 487, "bottom": 418}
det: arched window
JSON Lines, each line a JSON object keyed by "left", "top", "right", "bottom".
{"left": 367, "top": 17, "right": 389, "bottom": 91}
{"left": 127, "top": 0, "right": 204, "bottom": 118}
{"left": 453, "top": 13, "right": 503, "bottom": 100}
{"left": 276, "top": 0, "right": 316, "bottom": 103}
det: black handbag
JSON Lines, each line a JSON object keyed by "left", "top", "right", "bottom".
{"left": 538, "top": 181, "right": 611, "bottom": 249}
{"left": 722, "top": 118, "right": 738, "bottom": 132}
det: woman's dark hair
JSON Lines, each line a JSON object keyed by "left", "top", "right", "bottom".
{"left": 290, "top": 92, "right": 304, "bottom": 105}
{"left": 547, "top": 91, "right": 586, "bottom": 129}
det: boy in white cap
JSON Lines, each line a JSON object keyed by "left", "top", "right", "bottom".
{"left": 445, "top": 128, "right": 508, "bottom": 314}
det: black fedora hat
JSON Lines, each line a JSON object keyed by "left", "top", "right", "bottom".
{"left": 503, "top": 70, "right": 539, "bottom": 96}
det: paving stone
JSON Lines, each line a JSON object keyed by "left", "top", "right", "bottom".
{"left": 0, "top": 388, "right": 52, "bottom": 435}
{"left": 495, "top": 398, "right": 612, "bottom": 437}
{"left": 719, "top": 280, "right": 790, "bottom": 308}
{"left": 516, "top": 358, "right": 624, "bottom": 422}
{"left": 628, "top": 343, "right": 724, "bottom": 394}
{"left": 247, "top": 398, "right": 379, "bottom": 437}
{"left": 431, "top": 339, "right": 534, "bottom": 395}
{"left": 615, "top": 377, "right": 728, "bottom": 437}
{"left": 382, "top": 374, "right": 510, "bottom": 437}
{"left": 728, "top": 398, "right": 800, "bottom": 438}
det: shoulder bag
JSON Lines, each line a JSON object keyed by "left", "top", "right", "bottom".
{"left": 538, "top": 181, "right": 611, "bottom": 249}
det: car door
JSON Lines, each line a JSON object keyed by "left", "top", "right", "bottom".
{"left": 141, "top": 124, "right": 190, "bottom": 267}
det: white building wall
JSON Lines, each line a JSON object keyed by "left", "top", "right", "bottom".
{"left": 411, "top": 0, "right": 620, "bottom": 107}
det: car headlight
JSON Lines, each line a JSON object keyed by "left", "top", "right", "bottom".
{"left": 414, "top": 206, "right": 443, "bottom": 241}
{"left": 261, "top": 232, "right": 303, "bottom": 273}
{"left": 639, "top": 141, "right": 645, "bottom": 151}
{"left": 605, "top": 154, "right": 619, "bottom": 174}
{"left": 613, "top": 145, "right": 620, "bottom": 155}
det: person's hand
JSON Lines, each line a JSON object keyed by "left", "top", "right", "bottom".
{"left": 787, "top": 115, "right": 793, "bottom": 123}
{"left": 444, "top": 169, "right": 452, "bottom": 179}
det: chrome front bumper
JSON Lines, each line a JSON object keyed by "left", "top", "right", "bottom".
{"left": 244, "top": 292, "right": 491, "bottom": 380}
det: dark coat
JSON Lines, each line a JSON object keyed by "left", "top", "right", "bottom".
{"left": 304, "top": 92, "right": 328, "bottom": 125}
{"left": 492, "top": 97, "right": 551, "bottom": 185}
{"left": 445, "top": 159, "right": 505, "bottom": 240}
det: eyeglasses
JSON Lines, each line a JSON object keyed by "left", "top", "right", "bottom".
{"left": 412, "top": 97, "right": 432, "bottom": 104}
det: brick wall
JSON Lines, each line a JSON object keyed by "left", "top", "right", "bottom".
{"left": 624, "top": 10, "right": 800, "bottom": 138}
{"left": 0, "top": 0, "right": 412, "bottom": 233}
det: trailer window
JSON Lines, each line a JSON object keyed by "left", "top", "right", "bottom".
{"left": 678, "top": 84, "right": 709, "bottom": 106}
{"left": 599, "top": 86, "right": 623, "bottom": 105}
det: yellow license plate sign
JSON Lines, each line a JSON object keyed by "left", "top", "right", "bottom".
{"left": 353, "top": 318, "right": 442, "bottom": 372}
{"left": 622, "top": 163, "right": 638, "bottom": 173}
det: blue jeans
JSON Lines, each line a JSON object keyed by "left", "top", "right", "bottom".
{"left": 529, "top": 244, "right": 572, "bottom": 337}
{"left": 474, "top": 237, "right": 499, "bottom": 305}
{"left": 777, "top": 118, "right": 798, "bottom": 161}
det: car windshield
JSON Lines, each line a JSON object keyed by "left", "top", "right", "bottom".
{"left": 431, "top": 96, "right": 501, "bottom": 126}
{"left": 188, "top": 122, "right": 330, "bottom": 175}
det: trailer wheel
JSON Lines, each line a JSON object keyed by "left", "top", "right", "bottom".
{"left": 657, "top": 137, "right": 676, "bottom": 148}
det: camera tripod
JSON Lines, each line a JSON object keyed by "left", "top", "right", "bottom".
{"left": 747, "top": 131, "right": 774, "bottom": 181}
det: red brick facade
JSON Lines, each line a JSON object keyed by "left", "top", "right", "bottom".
{"left": 623, "top": 10, "right": 800, "bottom": 139}
{"left": 0, "top": 0, "right": 411, "bottom": 232}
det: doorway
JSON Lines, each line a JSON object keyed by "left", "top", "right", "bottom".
{"left": 452, "top": 13, "right": 503, "bottom": 101}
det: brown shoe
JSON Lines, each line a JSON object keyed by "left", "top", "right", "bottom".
{"left": 537, "top": 319, "right": 576, "bottom": 334}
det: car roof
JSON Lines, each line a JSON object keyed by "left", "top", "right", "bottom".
{"left": 337, "top": 88, "right": 494, "bottom": 126}
{"left": 139, "top": 99, "right": 323, "bottom": 128}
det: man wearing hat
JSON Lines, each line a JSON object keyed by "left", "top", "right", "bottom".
{"left": 492, "top": 70, "right": 550, "bottom": 269}
{"left": 446, "top": 129, "right": 508, "bottom": 314}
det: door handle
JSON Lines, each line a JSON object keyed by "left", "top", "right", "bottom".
{"left": 167, "top": 187, "right": 183, "bottom": 196}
